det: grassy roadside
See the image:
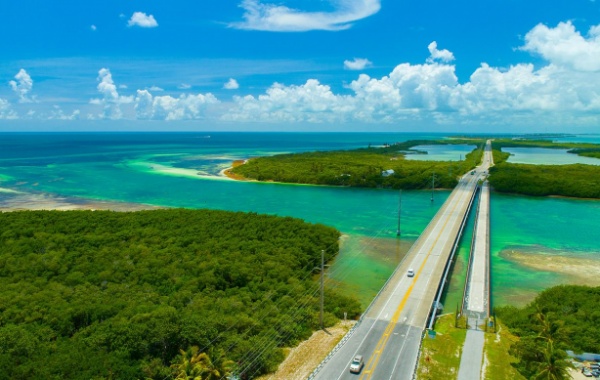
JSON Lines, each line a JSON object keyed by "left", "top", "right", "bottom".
{"left": 416, "top": 315, "right": 526, "bottom": 380}
{"left": 416, "top": 314, "right": 467, "bottom": 380}
{"left": 482, "top": 322, "right": 526, "bottom": 380}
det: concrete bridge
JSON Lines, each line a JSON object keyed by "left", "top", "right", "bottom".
{"left": 309, "top": 141, "right": 493, "bottom": 380}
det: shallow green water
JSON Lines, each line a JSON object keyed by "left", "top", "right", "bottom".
{"left": 1, "top": 133, "right": 599, "bottom": 309}
{"left": 489, "top": 193, "right": 600, "bottom": 305}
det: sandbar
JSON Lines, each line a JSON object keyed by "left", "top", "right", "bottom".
{"left": 0, "top": 191, "right": 159, "bottom": 212}
{"left": 501, "top": 249, "right": 600, "bottom": 286}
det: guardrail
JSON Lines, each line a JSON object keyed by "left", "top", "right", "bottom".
{"left": 425, "top": 182, "right": 480, "bottom": 330}
{"left": 308, "top": 177, "right": 482, "bottom": 379}
{"left": 460, "top": 185, "right": 481, "bottom": 315}
{"left": 410, "top": 181, "right": 479, "bottom": 380}
{"left": 307, "top": 186, "right": 461, "bottom": 380}
{"left": 483, "top": 182, "right": 491, "bottom": 317}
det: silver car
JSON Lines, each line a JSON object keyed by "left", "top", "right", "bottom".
{"left": 349, "top": 355, "right": 364, "bottom": 374}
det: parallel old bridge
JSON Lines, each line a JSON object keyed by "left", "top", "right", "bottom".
{"left": 309, "top": 140, "right": 494, "bottom": 380}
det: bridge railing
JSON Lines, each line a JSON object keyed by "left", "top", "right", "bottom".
{"left": 307, "top": 184, "right": 462, "bottom": 379}
{"left": 426, "top": 181, "right": 480, "bottom": 330}
{"left": 309, "top": 177, "right": 481, "bottom": 380}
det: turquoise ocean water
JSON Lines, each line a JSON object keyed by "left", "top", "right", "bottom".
{"left": 0, "top": 132, "right": 598, "bottom": 307}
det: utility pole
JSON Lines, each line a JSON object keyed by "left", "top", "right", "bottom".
{"left": 396, "top": 189, "right": 402, "bottom": 237}
{"left": 320, "top": 250, "right": 324, "bottom": 330}
{"left": 431, "top": 172, "right": 436, "bottom": 202}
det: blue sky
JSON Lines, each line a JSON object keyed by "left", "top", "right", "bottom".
{"left": 1, "top": 0, "right": 599, "bottom": 132}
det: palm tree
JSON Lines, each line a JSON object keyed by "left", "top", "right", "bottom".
{"left": 199, "top": 348, "right": 235, "bottom": 380}
{"left": 171, "top": 346, "right": 204, "bottom": 380}
{"left": 533, "top": 310, "right": 568, "bottom": 344}
{"left": 171, "top": 346, "right": 234, "bottom": 380}
{"left": 532, "top": 341, "right": 572, "bottom": 380}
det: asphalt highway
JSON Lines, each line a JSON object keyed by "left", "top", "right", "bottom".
{"left": 312, "top": 141, "right": 493, "bottom": 380}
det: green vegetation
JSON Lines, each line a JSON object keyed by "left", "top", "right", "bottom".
{"left": 491, "top": 148, "right": 511, "bottom": 165}
{"left": 497, "top": 285, "right": 600, "bottom": 379}
{"left": 486, "top": 139, "right": 600, "bottom": 199}
{"left": 483, "top": 322, "right": 526, "bottom": 380}
{"left": 488, "top": 163, "right": 600, "bottom": 198}
{"left": 571, "top": 149, "right": 600, "bottom": 159}
{"left": 0, "top": 209, "right": 360, "bottom": 379}
{"left": 490, "top": 138, "right": 600, "bottom": 157}
{"left": 417, "top": 314, "right": 467, "bottom": 379}
{"left": 230, "top": 137, "right": 600, "bottom": 199}
{"left": 231, "top": 140, "right": 484, "bottom": 190}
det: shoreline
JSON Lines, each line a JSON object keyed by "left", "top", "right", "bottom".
{"left": 221, "top": 159, "right": 252, "bottom": 181}
{"left": 225, "top": 159, "right": 600, "bottom": 201}
{"left": 0, "top": 190, "right": 160, "bottom": 212}
{"left": 489, "top": 188, "right": 600, "bottom": 202}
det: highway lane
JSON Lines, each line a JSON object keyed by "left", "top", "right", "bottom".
{"left": 312, "top": 141, "right": 493, "bottom": 380}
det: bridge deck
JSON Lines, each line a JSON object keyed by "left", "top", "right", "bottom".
{"left": 465, "top": 181, "right": 490, "bottom": 317}
{"left": 309, "top": 141, "right": 493, "bottom": 380}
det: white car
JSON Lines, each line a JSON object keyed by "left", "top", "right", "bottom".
{"left": 349, "top": 355, "right": 364, "bottom": 374}
{"left": 407, "top": 269, "right": 415, "bottom": 277}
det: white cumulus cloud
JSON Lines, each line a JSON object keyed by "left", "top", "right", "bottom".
{"left": 128, "top": 12, "right": 158, "bottom": 28}
{"left": 135, "top": 89, "right": 219, "bottom": 120}
{"left": 91, "top": 68, "right": 133, "bottom": 119}
{"left": 521, "top": 21, "right": 600, "bottom": 72}
{"left": 344, "top": 58, "right": 372, "bottom": 70}
{"left": 225, "top": 22, "right": 600, "bottom": 128}
{"left": 226, "top": 79, "right": 352, "bottom": 123}
{"left": 224, "top": 78, "right": 240, "bottom": 90}
{"left": 426, "top": 41, "right": 455, "bottom": 63}
{"left": 9, "top": 69, "right": 35, "bottom": 103}
{"left": 230, "top": 0, "right": 381, "bottom": 32}
{"left": 0, "top": 98, "right": 17, "bottom": 119}
{"left": 12, "top": 20, "right": 600, "bottom": 130}
{"left": 49, "top": 106, "right": 81, "bottom": 120}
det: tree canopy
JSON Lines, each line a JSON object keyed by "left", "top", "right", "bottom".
{"left": 230, "top": 140, "right": 484, "bottom": 190}
{"left": 0, "top": 209, "right": 360, "bottom": 379}
{"left": 229, "top": 137, "right": 600, "bottom": 199}
{"left": 488, "top": 162, "right": 600, "bottom": 198}
{"left": 497, "top": 285, "right": 600, "bottom": 379}
{"left": 488, "top": 139, "right": 600, "bottom": 199}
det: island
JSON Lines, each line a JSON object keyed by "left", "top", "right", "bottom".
{"left": 227, "top": 137, "right": 600, "bottom": 199}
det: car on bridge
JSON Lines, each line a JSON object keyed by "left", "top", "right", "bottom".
{"left": 407, "top": 268, "right": 415, "bottom": 277}
{"left": 349, "top": 355, "right": 364, "bottom": 374}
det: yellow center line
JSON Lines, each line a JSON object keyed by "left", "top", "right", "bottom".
{"left": 359, "top": 179, "right": 474, "bottom": 380}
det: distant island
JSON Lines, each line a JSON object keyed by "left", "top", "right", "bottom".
{"left": 228, "top": 139, "right": 485, "bottom": 190}
{"left": 227, "top": 137, "right": 600, "bottom": 199}
{"left": 489, "top": 138, "right": 600, "bottom": 198}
